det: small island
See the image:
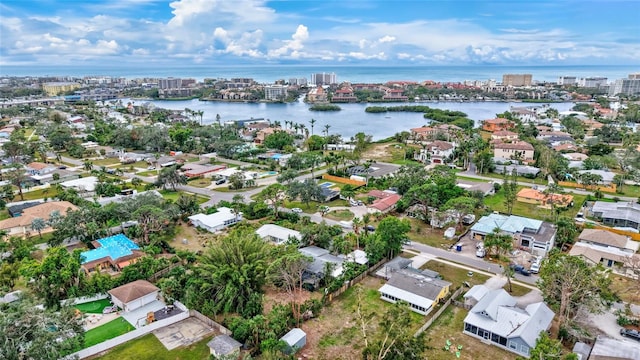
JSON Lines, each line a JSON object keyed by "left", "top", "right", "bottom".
{"left": 309, "top": 104, "right": 342, "bottom": 111}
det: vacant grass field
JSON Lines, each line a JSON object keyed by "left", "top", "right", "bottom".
{"left": 75, "top": 299, "right": 112, "bottom": 314}
{"left": 91, "top": 158, "right": 121, "bottom": 166}
{"left": 90, "top": 333, "right": 210, "bottom": 360}
{"left": 304, "top": 276, "right": 424, "bottom": 359}
{"left": 609, "top": 275, "right": 640, "bottom": 304}
{"left": 421, "top": 261, "right": 489, "bottom": 288}
{"left": 405, "top": 217, "right": 456, "bottom": 249}
{"left": 84, "top": 318, "right": 133, "bottom": 348}
{"left": 324, "top": 209, "right": 354, "bottom": 221}
{"left": 158, "top": 190, "right": 210, "bottom": 204}
{"left": 187, "top": 177, "right": 212, "bottom": 188}
{"left": 423, "top": 306, "right": 516, "bottom": 360}
{"left": 484, "top": 187, "right": 587, "bottom": 221}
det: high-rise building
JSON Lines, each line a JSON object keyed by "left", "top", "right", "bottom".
{"left": 158, "top": 77, "right": 182, "bottom": 89}
{"left": 311, "top": 72, "right": 337, "bottom": 86}
{"left": 502, "top": 74, "right": 532, "bottom": 87}
{"left": 264, "top": 85, "right": 288, "bottom": 101}
{"left": 579, "top": 77, "right": 608, "bottom": 88}
{"left": 558, "top": 76, "right": 577, "bottom": 86}
{"left": 609, "top": 77, "right": 640, "bottom": 96}
{"left": 628, "top": 73, "right": 640, "bottom": 80}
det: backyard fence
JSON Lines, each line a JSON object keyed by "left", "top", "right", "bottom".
{"left": 326, "top": 257, "right": 387, "bottom": 303}
{"left": 414, "top": 286, "right": 465, "bottom": 337}
{"left": 68, "top": 311, "right": 190, "bottom": 359}
{"left": 189, "top": 309, "right": 232, "bottom": 335}
{"left": 61, "top": 293, "right": 109, "bottom": 306}
{"left": 147, "top": 260, "right": 184, "bottom": 283}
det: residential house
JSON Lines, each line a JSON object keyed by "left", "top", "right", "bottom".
{"left": 306, "top": 86, "right": 327, "bottom": 103}
{"left": 0, "top": 201, "right": 77, "bottom": 237}
{"left": 25, "top": 162, "right": 57, "bottom": 176}
{"left": 463, "top": 284, "right": 489, "bottom": 308}
{"left": 410, "top": 124, "right": 461, "bottom": 142}
{"left": 569, "top": 229, "right": 640, "bottom": 269}
{"left": 482, "top": 118, "right": 515, "bottom": 132}
{"left": 509, "top": 107, "right": 538, "bottom": 123}
{"left": 494, "top": 164, "right": 540, "bottom": 177}
{"left": 470, "top": 214, "right": 556, "bottom": 256}
{"left": 366, "top": 190, "right": 401, "bottom": 214}
{"left": 490, "top": 130, "right": 519, "bottom": 143}
{"left": 299, "top": 246, "right": 344, "bottom": 289}
{"left": 591, "top": 201, "right": 640, "bottom": 231}
{"left": 414, "top": 140, "right": 455, "bottom": 164}
{"left": 188, "top": 207, "right": 242, "bottom": 233}
{"left": 326, "top": 144, "right": 356, "bottom": 152}
{"left": 108, "top": 280, "right": 160, "bottom": 312}
{"left": 576, "top": 169, "right": 616, "bottom": 185}
{"left": 331, "top": 86, "right": 357, "bottom": 103}
{"left": 589, "top": 335, "right": 640, "bottom": 360}
{"left": 562, "top": 152, "right": 588, "bottom": 162}
{"left": 256, "top": 224, "right": 302, "bottom": 245}
{"left": 516, "top": 188, "right": 574, "bottom": 209}
{"left": 81, "top": 234, "right": 144, "bottom": 274}
{"left": 582, "top": 119, "right": 604, "bottom": 136}
{"left": 456, "top": 180, "right": 495, "bottom": 197}
{"left": 376, "top": 256, "right": 413, "bottom": 279}
{"left": 552, "top": 143, "right": 579, "bottom": 153}
{"left": 207, "top": 335, "right": 242, "bottom": 359}
{"left": 463, "top": 287, "right": 554, "bottom": 358}
{"left": 181, "top": 163, "right": 226, "bottom": 178}
{"left": 379, "top": 270, "right": 452, "bottom": 315}
{"left": 59, "top": 176, "right": 98, "bottom": 193}
{"left": 493, "top": 141, "right": 535, "bottom": 162}
{"left": 382, "top": 87, "right": 408, "bottom": 101}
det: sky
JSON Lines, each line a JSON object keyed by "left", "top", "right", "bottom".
{"left": 1, "top": 0, "right": 639, "bottom": 67}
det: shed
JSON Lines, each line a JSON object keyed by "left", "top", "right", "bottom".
{"left": 281, "top": 328, "right": 306, "bottom": 354}
{"left": 207, "top": 334, "right": 242, "bottom": 358}
{"left": 108, "top": 280, "right": 159, "bottom": 312}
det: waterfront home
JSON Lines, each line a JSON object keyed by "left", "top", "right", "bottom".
{"left": 463, "top": 286, "right": 554, "bottom": 358}
{"left": 331, "top": 86, "right": 357, "bottom": 103}
{"left": 414, "top": 140, "right": 455, "bottom": 164}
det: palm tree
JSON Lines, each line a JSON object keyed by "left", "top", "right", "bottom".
{"left": 83, "top": 160, "right": 93, "bottom": 172}
{"left": 324, "top": 124, "right": 331, "bottom": 137}
{"left": 273, "top": 120, "right": 281, "bottom": 128}
{"left": 216, "top": 113, "right": 221, "bottom": 126}
{"left": 31, "top": 218, "right": 47, "bottom": 239}
{"left": 309, "top": 118, "right": 317, "bottom": 135}
{"left": 362, "top": 213, "right": 372, "bottom": 236}
{"left": 352, "top": 217, "right": 362, "bottom": 235}
{"left": 197, "top": 110, "right": 204, "bottom": 126}
{"left": 503, "top": 265, "right": 515, "bottom": 293}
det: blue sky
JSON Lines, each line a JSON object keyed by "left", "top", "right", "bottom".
{"left": 1, "top": 0, "right": 638, "bottom": 67}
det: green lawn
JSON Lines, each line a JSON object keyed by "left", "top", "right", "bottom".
{"left": 284, "top": 198, "right": 349, "bottom": 211}
{"left": 92, "top": 158, "right": 121, "bottom": 166}
{"left": 616, "top": 184, "right": 640, "bottom": 198}
{"left": 421, "top": 261, "right": 489, "bottom": 288}
{"left": 159, "top": 190, "right": 210, "bottom": 204}
{"left": 75, "top": 299, "right": 112, "bottom": 314}
{"left": 95, "top": 333, "right": 210, "bottom": 360}
{"left": 324, "top": 209, "right": 354, "bottom": 221}
{"left": 405, "top": 217, "right": 456, "bottom": 249}
{"left": 483, "top": 187, "right": 587, "bottom": 221}
{"left": 187, "top": 178, "right": 212, "bottom": 188}
{"left": 84, "top": 318, "right": 134, "bottom": 348}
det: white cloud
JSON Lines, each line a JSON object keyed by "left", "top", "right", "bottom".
{"left": 268, "top": 24, "right": 308, "bottom": 57}
{"left": 378, "top": 35, "right": 395, "bottom": 43}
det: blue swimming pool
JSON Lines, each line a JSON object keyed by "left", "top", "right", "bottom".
{"left": 319, "top": 182, "right": 334, "bottom": 188}
{"left": 81, "top": 234, "right": 139, "bottom": 264}
{"left": 258, "top": 171, "right": 279, "bottom": 178}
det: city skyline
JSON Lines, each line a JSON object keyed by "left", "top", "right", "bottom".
{"left": 1, "top": 0, "right": 639, "bottom": 68}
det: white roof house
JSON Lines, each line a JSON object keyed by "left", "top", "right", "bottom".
{"left": 59, "top": 176, "right": 98, "bottom": 192}
{"left": 379, "top": 270, "right": 451, "bottom": 315}
{"left": 256, "top": 224, "right": 301, "bottom": 245}
{"left": 188, "top": 207, "right": 242, "bottom": 233}
{"left": 463, "top": 287, "right": 555, "bottom": 358}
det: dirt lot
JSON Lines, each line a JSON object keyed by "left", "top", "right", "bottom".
{"left": 168, "top": 223, "right": 218, "bottom": 252}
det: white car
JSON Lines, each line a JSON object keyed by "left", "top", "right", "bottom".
{"left": 292, "top": 208, "right": 303, "bottom": 213}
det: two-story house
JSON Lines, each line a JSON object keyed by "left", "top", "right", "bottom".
{"left": 493, "top": 141, "right": 535, "bottom": 162}
{"left": 482, "top": 118, "right": 515, "bottom": 132}
{"left": 414, "top": 140, "right": 456, "bottom": 164}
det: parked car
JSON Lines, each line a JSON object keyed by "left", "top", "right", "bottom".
{"left": 292, "top": 208, "right": 303, "bottom": 213}
{"left": 215, "top": 178, "right": 226, "bottom": 185}
{"left": 620, "top": 328, "right": 640, "bottom": 341}
{"left": 364, "top": 225, "right": 376, "bottom": 232}
{"left": 510, "top": 264, "right": 524, "bottom": 272}
{"left": 475, "top": 247, "right": 486, "bottom": 258}
{"left": 520, "top": 268, "right": 531, "bottom": 276}
{"left": 147, "top": 166, "right": 155, "bottom": 170}
{"left": 530, "top": 262, "right": 541, "bottom": 274}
